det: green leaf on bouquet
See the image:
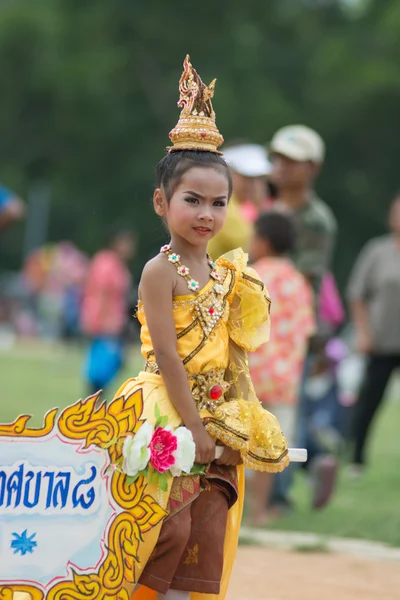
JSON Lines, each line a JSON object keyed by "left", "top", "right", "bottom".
{"left": 154, "top": 405, "right": 169, "bottom": 429}
{"left": 158, "top": 472, "right": 169, "bottom": 492}
{"left": 158, "top": 415, "right": 169, "bottom": 428}
{"left": 189, "top": 463, "right": 206, "bottom": 475}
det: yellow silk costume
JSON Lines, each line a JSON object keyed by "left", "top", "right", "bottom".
{"left": 114, "top": 249, "right": 289, "bottom": 600}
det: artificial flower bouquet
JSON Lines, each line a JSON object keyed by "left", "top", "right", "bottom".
{"left": 119, "top": 405, "right": 203, "bottom": 491}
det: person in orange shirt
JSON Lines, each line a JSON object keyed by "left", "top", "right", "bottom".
{"left": 81, "top": 227, "right": 135, "bottom": 395}
{"left": 248, "top": 211, "right": 315, "bottom": 524}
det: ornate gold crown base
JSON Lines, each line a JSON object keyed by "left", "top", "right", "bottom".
{"left": 168, "top": 113, "right": 224, "bottom": 154}
{"left": 168, "top": 141, "right": 222, "bottom": 154}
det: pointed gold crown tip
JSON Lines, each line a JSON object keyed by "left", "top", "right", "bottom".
{"left": 167, "top": 55, "right": 224, "bottom": 154}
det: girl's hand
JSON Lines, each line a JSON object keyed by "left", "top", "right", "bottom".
{"left": 215, "top": 446, "right": 242, "bottom": 466}
{"left": 190, "top": 423, "right": 216, "bottom": 464}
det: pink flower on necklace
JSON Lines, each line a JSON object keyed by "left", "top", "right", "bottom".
{"left": 177, "top": 265, "right": 190, "bottom": 276}
{"left": 149, "top": 427, "right": 178, "bottom": 473}
{"left": 160, "top": 244, "right": 170, "bottom": 253}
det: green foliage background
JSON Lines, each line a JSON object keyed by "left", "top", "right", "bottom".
{"left": 1, "top": 0, "right": 400, "bottom": 287}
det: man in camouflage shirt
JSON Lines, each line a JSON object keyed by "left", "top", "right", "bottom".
{"left": 268, "top": 125, "right": 338, "bottom": 511}
{"left": 270, "top": 125, "right": 336, "bottom": 294}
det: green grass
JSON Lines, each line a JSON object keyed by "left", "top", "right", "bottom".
{"left": 292, "top": 542, "right": 330, "bottom": 553}
{"left": 0, "top": 341, "right": 142, "bottom": 425}
{"left": 1, "top": 341, "right": 400, "bottom": 546}
{"left": 265, "top": 378, "right": 400, "bottom": 547}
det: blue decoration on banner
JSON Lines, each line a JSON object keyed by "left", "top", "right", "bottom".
{"left": 11, "top": 530, "right": 38, "bottom": 556}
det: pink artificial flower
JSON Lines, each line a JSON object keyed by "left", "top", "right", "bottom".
{"left": 149, "top": 427, "right": 178, "bottom": 473}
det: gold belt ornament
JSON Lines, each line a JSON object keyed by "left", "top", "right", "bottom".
{"left": 144, "top": 362, "right": 230, "bottom": 412}
{"left": 188, "top": 368, "right": 231, "bottom": 411}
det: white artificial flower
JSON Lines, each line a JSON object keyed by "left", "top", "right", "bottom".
{"left": 170, "top": 427, "right": 196, "bottom": 477}
{"left": 122, "top": 422, "right": 153, "bottom": 477}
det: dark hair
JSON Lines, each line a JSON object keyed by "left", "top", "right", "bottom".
{"left": 254, "top": 211, "right": 296, "bottom": 255}
{"left": 107, "top": 223, "right": 135, "bottom": 247}
{"left": 156, "top": 150, "right": 233, "bottom": 202}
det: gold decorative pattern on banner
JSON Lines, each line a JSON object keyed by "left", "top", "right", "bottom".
{"left": 0, "top": 589, "right": 43, "bottom": 600}
{"left": 0, "top": 586, "right": 43, "bottom": 599}
{"left": 0, "top": 409, "right": 57, "bottom": 437}
{"left": 0, "top": 389, "right": 167, "bottom": 600}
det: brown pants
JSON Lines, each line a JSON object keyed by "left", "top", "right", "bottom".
{"left": 139, "top": 484, "right": 229, "bottom": 594}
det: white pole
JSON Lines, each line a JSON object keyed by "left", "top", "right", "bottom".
{"left": 288, "top": 448, "right": 307, "bottom": 463}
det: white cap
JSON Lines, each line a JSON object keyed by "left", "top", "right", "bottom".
{"left": 223, "top": 144, "right": 271, "bottom": 177}
{"left": 270, "top": 125, "right": 325, "bottom": 163}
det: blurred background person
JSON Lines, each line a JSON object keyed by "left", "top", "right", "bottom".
{"left": 0, "top": 184, "right": 24, "bottom": 236}
{"left": 269, "top": 124, "right": 340, "bottom": 509}
{"left": 207, "top": 143, "right": 271, "bottom": 259}
{"left": 248, "top": 211, "right": 315, "bottom": 524}
{"left": 80, "top": 226, "right": 136, "bottom": 396}
{"left": 270, "top": 125, "right": 335, "bottom": 294}
{"left": 0, "top": 184, "right": 25, "bottom": 342}
{"left": 23, "top": 242, "right": 88, "bottom": 339}
{"left": 347, "top": 194, "right": 400, "bottom": 476}
{"left": 59, "top": 243, "right": 90, "bottom": 343}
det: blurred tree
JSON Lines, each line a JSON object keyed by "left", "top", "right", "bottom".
{"left": 0, "top": 0, "right": 399, "bottom": 290}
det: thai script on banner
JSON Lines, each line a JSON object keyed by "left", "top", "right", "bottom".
{"left": 0, "top": 461, "right": 101, "bottom": 515}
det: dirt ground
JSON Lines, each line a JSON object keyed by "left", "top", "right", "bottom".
{"left": 228, "top": 547, "right": 400, "bottom": 600}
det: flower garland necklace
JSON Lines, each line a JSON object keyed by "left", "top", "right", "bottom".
{"left": 160, "top": 244, "right": 220, "bottom": 292}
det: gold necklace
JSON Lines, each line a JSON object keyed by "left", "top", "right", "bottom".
{"left": 160, "top": 244, "right": 221, "bottom": 292}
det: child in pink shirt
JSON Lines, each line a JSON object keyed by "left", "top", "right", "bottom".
{"left": 248, "top": 211, "right": 315, "bottom": 524}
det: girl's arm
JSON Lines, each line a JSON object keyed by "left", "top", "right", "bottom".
{"left": 140, "top": 257, "right": 215, "bottom": 464}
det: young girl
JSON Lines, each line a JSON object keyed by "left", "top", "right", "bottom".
{"left": 116, "top": 56, "right": 289, "bottom": 600}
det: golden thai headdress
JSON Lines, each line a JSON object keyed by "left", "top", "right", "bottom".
{"left": 168, "top": 55, "right": 224, "bottom": 154}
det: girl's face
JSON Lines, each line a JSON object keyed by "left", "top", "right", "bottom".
{"left": 155, "top": 166, "right": 229, "bottom": 247}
